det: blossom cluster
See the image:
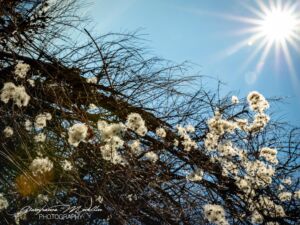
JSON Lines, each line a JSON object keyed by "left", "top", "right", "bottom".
{"left": 187, "top": 168, "right": 203, "bottom": 182}
{"left": 176, "top": 125, "right": 197, "bottom": 151}
{"left": 3, "top": 126, "right": 14, "bottom": 138}
{"left": 14, "top": 61, "right": 30, "bottom": 79}
{"left": 98, "top": 120, "right": 126, "bottom": 165}
{"left": 126, "top": 113, "right": 147, "bottom": 136}
{"left": 1, "top": 82, "right": 30, "bottom": 107}
{"left": 68, "top": 123, "right": 88, "bottom": 147}
{"left": 203, "top": 204, "right": 228, "bottom": 225}
{"left": 35, "top": 112, "right": 52, "bottom": 129}
{"left": 29, "top": 157, "right": 53, "bottom": 176}
{"left": 0, "top": 194, "right": 8, "bottom": 211}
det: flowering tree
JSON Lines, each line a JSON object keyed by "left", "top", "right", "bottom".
{"left": 0, "top": 1, "right": 299, "bottom": 224}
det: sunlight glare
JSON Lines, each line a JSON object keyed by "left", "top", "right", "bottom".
{"left": 261, "top": 9, "right": 297, "bottom": 42}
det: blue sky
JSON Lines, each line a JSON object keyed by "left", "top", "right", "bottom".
{"left": 88, "top": 0, "right": 300, "bottom": 125}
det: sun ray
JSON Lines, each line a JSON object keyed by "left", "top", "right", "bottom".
{"left": 238, "top": 36, "right": 270, "bottom": 74}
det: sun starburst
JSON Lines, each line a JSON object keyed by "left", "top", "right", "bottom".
{"left": 219, "top": 0, "right": 300, "bottom": 84}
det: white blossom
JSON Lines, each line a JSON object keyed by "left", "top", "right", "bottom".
{"left": 187, "top": 168, "right": 203, "bottom": 182}
{"left": 176, "top": 125, "right": 197, "bottom": 151}
{"left": 25, "top": 119, "right": 32, "bottom": 131}
{"left": 35, "top": 112, "right": 52, "bottom": 129}
{"left": 156, "top": 127, "right": 166, "bottom": 138}
{"left": 186, "top": 124, "right": 195, "bottom": 133}
{"left": 0, "top": 193, "right": 8, "bottom": 211}
{"left": 89, "top": 103, "right": 97, "bottom": 110}
{"left": 278, "top": 192, "right": 292, "bottom": 201}
{"left": 0, "top": 82, "right": 30, "bottom": 107}
{"left": 259, "top": 147, "right": 278, "bottom": 164}
{"left": 96, "top": 195, "right": 103, "bottom": 203}
{"left": 247, "top": 113, "right": 270, "bottom": 133}
{"left": 29, "top": 157, "right": 53, "bottom": 175}
{"left": 14, "top": 61, "right": 30, "bottom": 79}
{"left": 86, "top": 77, "right": 97, "bottom": 84}
{"left": 68, "top": 123, "right": 88, "bottom": 147}
{"left": 126, "top": 113, "right": 147, "bottom": 136}
{"left": 34, "top": 133, "right": 46, "bottom": 142}
{"left": 100, "top": 143, "right": 126, "bottom": 165}
{"left": 144, "top": 151, "right": 158, "bottom": 163}
{"left": 294, "top": 190, "right": 300, "bottom": 199}
{"left": 282, "top": 177, "right": 292, "bottom": 185}
{"left": 14, "top": 210, "right": 27, "bottom": 225}
{"left": 251, "top": 211, "right": 263, "bottom": 224}
{"left": 203, "top": 204, "right": 228, "bottom": 225}
{"left": 27, "top": 79, "right": 35, "bottom": 87}
{"left": 257, "top": 196, "right": 285, "bottom": 217}
{"left": 130, "top": 140, "right": 142, "bottom": 154}
{"left": 204, "top": 132, "right": 219, "bottom": 151}
{"left": 37, "top": 194, "right": 49, "bottom": 203}
{"left": 174, "top": 139, "right": 179, "bottom": 147}
{"left": 97, "top": 121, "right": 125, "bottom": 141}
{"left": 247, "top": 91, "right": 269, "bottom": 113}
{"left": 3, "top": 126, "right": 13, "bottom": 138}
{"left": 231, "top": 96, "right": 239, "bottom": 104}
{"left": 62, "top": 160, "right": 73, "bottom": 171}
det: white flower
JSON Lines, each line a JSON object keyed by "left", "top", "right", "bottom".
{"left": 294, "top": 190, "right": 300, "bottom": 199}
{"left": 0, "top": 82, "right": 30, "bottom": 107}
{"left": 187, "top": 168, "right": 203, "bottom": 182}
{"left": 174, "top": 139, "right": 179, "bottom": 147}
{"left": 282, "top": 177, "right": 292, "bottom": 185}
{"left": 34, "top": 133, "right": 46, "bottom": 142}
{"left": 96, "top": 195, "right": 103, "bottom": 203}
{"left": 37, "top": 194, "right": 49, "bottom": 203}
{"left": 29, "top": 157, "right": 53, "bottom": 175}
{"left": 0, "top": 193, "right": 8, "bottom": 211}
{"left": 278, "top": 192, "right": 292, "bottom": 201}
{"left": 156, "top": 127, "right": 166, "bottom": 138}
{"left": 35, "top": 112, "right": 52, "bottom": 129}
{"left": 186, "top": 124, "right": 195, "bottom": 133}
{"left": 89, "top": 103, "right": 97, "bottom": 110}
{"left": 126, "top": 113, "right": 147, "bottom": 136}
{"left": 204, "top": 132, "right": 219, "bottom": 151}
{"left": 247, "top": 113, "right": 270, "bottom": 133}
{"left": 27, "top": 79, "right": 35, "bottom": 87}
{"left": 3, "top": 126, "right": 13, "bottom": 138}
{"left": 14, "top": 210, "right": 27, "bottom": 225}
{"left": 61, "top": 160, "right": 73, "bottom": 171}
{"left": 235, "top": 118, "right": 248, "bottom": 131}
{"left": 100, "top": 144, "right": 126, "bottom": 165}
{"left": 251, "top": 211, "right": 263, "bottom": 224}
{"left": 257, "top": 196, "right": 286, "bottom": 217}
{"left": 259, "top": 147, "right": 278, "bottom": 164}
{"left": 203, "top": 204, "right": 228, "bottom": 225}
{"left": 25, "top": 119, "right": 32, "bottom": 131}
{"left": 144, "top": 151, "right": 158, "bottom": 163}
{"left": 247, "top": 91, "right": 269, "bottom": 113}
{"left": 68, "top": 123, "right": 88, "bottom": 147}
{"left": 130, "top": 140, "right": 142, "bottom": 154}
{"left": 236, "top": 178, "right": 252, "bottom": 194}
{"left": 231, "top": 96, "right": 239, "bottom": 104}
{"left": 97, "top": 121, "right": 125, "bottom": 140}
{"left": 86, "top": 77, "right": 97, "bottom": 84}
{"left": 15, "top": 61, "right": 30, "bottom": 79}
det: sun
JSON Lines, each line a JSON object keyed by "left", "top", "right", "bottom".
{"left": 218, "top": 0, "right": 300, "bottom": 83}
{"left": 260, "top": 9, "right": 298, "bottom": 42}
